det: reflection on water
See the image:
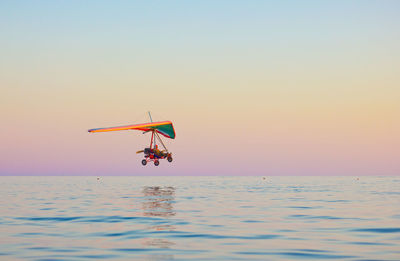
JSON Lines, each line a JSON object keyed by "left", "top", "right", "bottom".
{"left": 142, "top": 186, "right": 176, "bottom": 218}
{"left": 141, "top": 186, "right": 176, "bottom": 254}
{"left": 140, "top": 238, "right": 175, "bottom": 248}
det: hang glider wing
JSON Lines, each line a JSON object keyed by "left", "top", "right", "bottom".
{"left": 88, "top": 121, "right": 176, "bottom": 139}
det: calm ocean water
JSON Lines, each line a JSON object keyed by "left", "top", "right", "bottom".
{"left": 0, "top": 176, "right": 399, "bottom": 260}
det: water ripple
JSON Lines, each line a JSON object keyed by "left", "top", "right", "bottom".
{"left": 287, "top": 214, "right": 364, "bottom": 220}
{"left": 352, "top": 228, "right": 400, "bottom": 233}
{"left": 235, "top": 251, "right": 356, "bottom": 259}
{"left": 15, "top": 215, "right": 165, "bottom": 223}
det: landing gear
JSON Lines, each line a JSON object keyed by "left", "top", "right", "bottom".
{"left": 141, "top": 159, "right": 147, "bottom": 166}
{"left": 167, "top": 156, "right": 173, "bottom": 162}
{"left": 154, "top": 160, "right": 159, "bottom": 166}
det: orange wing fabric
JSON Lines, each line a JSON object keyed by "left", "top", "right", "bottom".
{"left": 88, "top": 121, "right": 176, "bottom": 139}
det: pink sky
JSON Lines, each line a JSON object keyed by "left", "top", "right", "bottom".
{"left": 1, "top": 1, "right": 399, "bottom": 175}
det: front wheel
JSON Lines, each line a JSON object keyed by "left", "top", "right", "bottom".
{"left": 141, "top": 159, "right": 147, "bottom": 166}
{"left": 154, "top": 160, "right": 159, "bottom": 166}
{"left": 167, "top": 157, "right": 173, "bottom": 162}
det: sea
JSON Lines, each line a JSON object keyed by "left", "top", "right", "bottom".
{"left": 0, "top": 176, "right": 399, "bottom": 260}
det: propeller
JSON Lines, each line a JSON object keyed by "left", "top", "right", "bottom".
{"left": 136, "top": 150, "right": 144, "bottom": 154}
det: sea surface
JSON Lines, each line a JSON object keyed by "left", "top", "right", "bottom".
{"left": 0, "top": 176, "right": 399, "bottom": 260}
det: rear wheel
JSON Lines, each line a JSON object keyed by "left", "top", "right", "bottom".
{"left": 141, "top": 159, "right": 147, "bottom": 166}
{"left": 154, "top": 160, "right": 159, "bottom": 166}
{"left": 167, "top": 157, "right": 173, "bottom": 162}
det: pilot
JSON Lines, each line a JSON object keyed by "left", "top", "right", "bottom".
{"left": 153, "top": 145, "right": 167, "bottom": 157}
{"left": 153, "top": 145, "right": 162, "bottom": 157}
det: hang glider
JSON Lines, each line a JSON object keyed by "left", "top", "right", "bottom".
{"left": 88, "top": 113, "right": 175, "bottom": 166}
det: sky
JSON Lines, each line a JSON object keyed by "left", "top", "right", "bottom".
{"left": 1, "top": 0, "right": 399, "bottom": 176}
